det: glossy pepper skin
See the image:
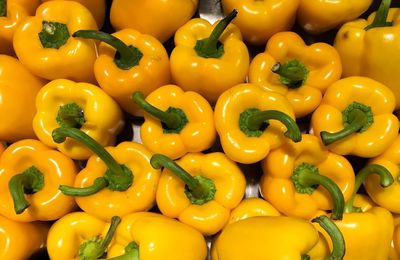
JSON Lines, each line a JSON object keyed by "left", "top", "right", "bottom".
{"left": 334, "top": 2, "right": 400, "bottom": 109}
{"left": 152, "top": 152, "right": 246, "bottom": 235}
{"left": 170, "top": 12, "right": 250, "bottom": 104}
{"left": 0, "top": 0, "right": 41, "bottom": 54}
{"left": 13, "top": 1, "right": 98, "bottom": 83}
{"left": 134, "top": 85, "right": 216, "bottom": 160}
{"left": 248, "top": 31, "right": 342, "bottom": 118}
{"left": 0, "top": 55, "right": 47, "bottom": 142}
{"left": 33, "top": 79, "right": 124, "bottom": 160}
{"left": 0, "top": 139, "right": 77, "bottom": 222}
{"left": 110, "top": 0, "right": 198, "bottom": 43}
{"left": 297, "top": 0, "right": 373, "bottom": 34}
{"left": 311, "top": 76, "right": 399, "bottom": 158}
{"left": 221, "top": 0, "right": 299, "bottom": 45}
{"left": 227, "top": 198, "right": 281, "bottom": 225}
{"left": 107, "top": 212, "right": 208, "bottom": 260}
{"left": 214, "top": 83, "right": 301, "bottom": 164}
{"left": 392, "top": 214, "right": 400, "bottom": 260}
{"left": 0, "top": 215, "right": 49, "bottom": 259}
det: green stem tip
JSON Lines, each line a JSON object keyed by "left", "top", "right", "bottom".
{"left": 365, "top": 0, "right": 393, "bottom": 30}
{"left": 107, "top": 241, "right": 139, "bottom": 260}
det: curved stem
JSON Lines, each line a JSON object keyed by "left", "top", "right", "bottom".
{"left": 365, "top": 0, "right": 392, "bottom": 30}
{"left": 312, "top": 215, "right": 345, "bottom": 260}
{"left": 0, "top": 0, "right": 6, "bottom": 17}
{"left": 344, "top": 164, "right": 393, "bottom": 213}
{"left": 73, "top": 30, "right": 142, "bottom": 70}
{"left": 59, "top": 177, "right": 108, "bottom": 196}
{"left": 8, "top": 166, "right": 44, "bottom": 214}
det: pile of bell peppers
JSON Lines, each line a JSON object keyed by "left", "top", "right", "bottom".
{"left": 1, "top": 0, "right": 400, "bottom": 259}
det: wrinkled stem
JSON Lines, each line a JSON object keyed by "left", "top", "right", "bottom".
{"left": 56, "top": 103, "right": 85, "bottom": 129}
{"left": 365, "top": 0, "right": 392, "bottom": 30}
{"left": 271, "top": 59, "right": 308, "bottom": 88}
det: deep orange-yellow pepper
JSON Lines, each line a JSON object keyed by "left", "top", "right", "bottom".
{"left": 0, "top": 0, "right": 41, "bottom": 54}
{"left": 151, "top": 152, "right": 246, "bottom": 235}
{"left": 0, "top": 139, "right": 77, "bottom": 222}
{"left": 0, "top": 215, "right": 49, "bottom": 259}
{"left": 0, "top": 55, "right": 47, "bottom": 143}
{"left": 110, "top": 0, "right": 198, "bottom": 43}
{"left": 132, "top": 85, "right": 216, "bottom": 160}
{"left": 248, "top": 31, "right": 342, "bottom": 118}
{"left": 13, "top": 1, "right": 98, "bottom": 83}
{"left": 214, "top": 83, "right": 301, "bottom": 164}
{"left": 221, "top": 0, "right": 299, "bottom": 45}
{"left": 260, "top": 134, "right": 354, "bottom": 220}
{"left": 311, "top": 76, "right": 399, "bottom": 158}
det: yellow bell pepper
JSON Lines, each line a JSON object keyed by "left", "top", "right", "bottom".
{"left": 0, "top": 139, "right": 77, "bottom": 222}
{"left": 72, "top": 29, "right": 171, "bottom": 117}
{"left": 0, "top": 0, "right": 40, "bottom": 54}
{"left": 214, "top": 83, "right": 301, "bottom": 164}
{"left": 212, "top": 215, "right": 345, "bottom": 260}
{"left": 260, "top": 134, "right": 354, "bottom": 220}
{"left": 392, "top": 214, "right": 400, "bottom": 260}
{"left": 33, "top": 79, "right": 124, "bottom": 160}
{"left": 221, "top": 0, "right": 299, "bottom": 45}
{"left": 0, "top": 215, "right": 49, "bottom": 259}
{"left": 110, "top": 0, "right": 198, "bottom": 43}
{"left": 0, "top": 55, "right": 47, "bottom": 143}
{"left": 47, "top": 212, "right": 121, "bottom": 260}
{"left": 52, "top": 127, "right": 161, "bottom": 221}
{"left": 248, "top": 31, "right": 342, "bottom": 118}
{"left": 297, "top": 0, "right": 373, "bottom": 34}
{"left": 106, "top": 212, "right": 207, "bottom": 260}
{"left": 333, "top": 0, "right": 400, "bottom": 109}
{"left": 170, "top": 10, "right": 250, "bottom": 104}
{"left": 132, "top": 85, "right": 216, "bottom": 160}
{"left": 311, "top": 76, "right": 399, "bottom": 158}
{"left": 150, "top": 152, "right": 246, "bottom": 235}
{"left": 13, "top": 0, "right": 98, "bottom": 83}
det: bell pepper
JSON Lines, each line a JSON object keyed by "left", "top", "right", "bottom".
{"left": 214, "top": 83, "right": 302, "bottom": 164}
{"left": 47, "top": 212, "right": 121, "bottom": 260}
{"left": 170, "top": 10, "right": 250, "bottom": 104}
{"left": 0, "top": 55, "right": 47, "bottom": 143}
{"left": 333, "top": 0, "right": 400, "bottom": 109}
{"left": 33, "top": 78, "right": 124, "bottom": 160}
{"left": 41, "top": 0, "right": 106, "bottom": 28}
{"left": 13, "top": 0, "right": 98, "bottom": 83}
{"left": 212, "top": 215, "right": 345, "bottom": 260}
{"left": 0, "top": 215, "right": 49, "bottom": 259}
{"left": 150, "top": 152, "right": 246, "bottom": 235}
{"left": 297, "top": 0, "right": 373, "bottom": 34}
{"left": 72, "top": 29, "right": 171, "bottom": 117}
{"left": 0, "top": 139, "right": 77, "bottom": 222}
{"left": 0, "top": 0, "right": 41, "bottom": 54}
{"left": 392, "top": 214, "right": 400, "bottom": 260}
{"left": 52, "top": 127, "right": 161, "bottom": 221}
{"left": 311, "top": 76, "right": 399, "bottom": 158}
{"left": 248, "top": 31, "right": 342, "bottom": 118}
{"left": 106, "top": 212, "right": 207, "bottom": 260}
{"left": 260, "top": 134, "right": 354, "bottom": 220}
{"left": 220, "top": 0, "right": 299, "bottom": 45}
{"left": 132, "top": 85, "right": 216, "bottom": 160}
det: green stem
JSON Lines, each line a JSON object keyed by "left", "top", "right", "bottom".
{"left": 107, "top": 242, "right": 139, "bottom": 260}
{"left": 239, "top": 108, "right": 301, "bottom": 142}
{"left": 59, "top": 177, "right": 108, "bottom": 196}
{"left": 73, "top": 30, "right": 143, "bottom": 70}
{"left": 8, "top": 166, "right": 44, "bottom": 214}
{"left": 150, "top": 154, "right": 216, "bottom": 205}
{"left": 365, "top": 0, "right": 392, "bottom": 30}
{"left": 344, "top": 164, "right": 393, "bottom": 213}
{"left": 194, "top": 9, "right": 237, "bottom": 58}
{"left": 52, "top": 127, "right": 133, "bottom": 195}
{"left": 38, "top": 21, "right": 70, "bottom": 49}
{"left": 78, "top": 216, "right": 121, "bottom": 260}
{"left": 131, "top": 91, "right": 188, "bottom": 134}
{"left": 0, "top": 0, "right": 6, "bottom": 17}
{"left": 320, "top": 102, "right": 373, "bottom": 146}
{"left": 271, "top": 59, "right": 309, "bottom": 88}
{"left": 291, "top": 163, "right": 344, "bottom": 220}
{"left": 56, "top": 103, "right": 85, "bottom": 129}
{"left": 312, "top": 215, "right": 345, "bottom": 260}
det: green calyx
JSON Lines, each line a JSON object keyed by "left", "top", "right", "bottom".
{"left": 8, "top": 166, "right": 45, "bottom": 214}
{"left": 161, "top": 107, "right": 189, "bottom": 134}
{"left": 365, "top": 0, "right": 392, "bottom": 30}
{"left": 239, "top": 108, "right": 302, "bottom": 142}
{"left": 271, "top": 59, "right": 309, "bottom": 88}
{"left": 194, "top": 9, "right": 237, "bottom": 58}
{"left": 320, "top": 102, "right": 373, "bottom": 146}
{"left": 56, "top": 103, "right": 85, "bottom": 129}
{"left": 38, "top": 21, "right": 70, "bottom": 49}
{"left": 291, "top": 163, "right": 319, "bottom": 194}
{"left": 0, "top": 0, "right": 6, "bottom": 17}
{"left": 107, "top": 241, "right": 139, "bottom": 260}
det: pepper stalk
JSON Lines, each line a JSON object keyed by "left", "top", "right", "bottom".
{"left": 38, "top": 21, "right": 70, "bottom": 49}
{"left": 365, "top": 0, "right": 392, "bottom": 30}
{"left": 0, "top": 0, "right": 6, "bottom": 17}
